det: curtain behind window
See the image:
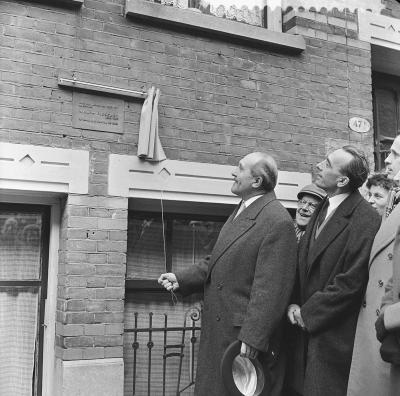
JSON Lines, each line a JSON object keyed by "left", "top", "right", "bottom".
{"left": 0, "top": 212, "right": 42, "bottom": 396}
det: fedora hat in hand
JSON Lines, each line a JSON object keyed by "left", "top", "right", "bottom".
{"left": 220, "top": 340, "right": 266, "bottom": 396}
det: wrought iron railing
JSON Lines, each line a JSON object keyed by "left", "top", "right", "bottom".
{"left": 124, "top": 306, "right": 202, "bottom": 396}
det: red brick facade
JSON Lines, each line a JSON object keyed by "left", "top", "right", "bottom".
{"left": 0, "top": 1, "right": 394, "bottom": 395}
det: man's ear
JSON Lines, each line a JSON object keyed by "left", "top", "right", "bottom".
{"left": 337, "top": 176, "right": 349, "bottom": 188}
{"left": 252, "top": 176, "right": 263, "bottom": 189}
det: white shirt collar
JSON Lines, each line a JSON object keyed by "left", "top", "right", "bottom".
{"left": 326, "top": 192, "right": 350, "bottom": 218}
{"left": 244, "top": 194, "right": 263, "bottom": 208}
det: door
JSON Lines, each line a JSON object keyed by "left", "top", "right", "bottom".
{"left": 0, "top": 203, "right": 50, "bottom": 396}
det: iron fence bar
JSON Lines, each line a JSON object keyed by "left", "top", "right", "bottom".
{"left": 162, "top": 314, "right": 167, "bottom": 396}
{"left": 147, "top": 312, "right": 153, "bottom": 396}
{"left": 190, "top": 317, "right": 197, "bottom": 383}
{"left": 126, "top": 308, "right": 201, "bottom": 396}
{"left": 132, "top": 312, "right": 139, "bottom": 396}
{"left": 176, "top": 315, "right": 186, "bottom": 395}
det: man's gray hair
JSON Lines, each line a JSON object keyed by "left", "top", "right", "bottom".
{"left": 251, "top": 152, "right": 278, "bottom": 192}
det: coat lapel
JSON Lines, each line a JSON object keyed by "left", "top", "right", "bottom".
{"left": 207, "top": 192, "right": 277, "bottom": 277}
{"left": 306, "top": 191, "right": 363, "bottom": 277}
{"left": 369, "top": 204, "right": 400, "bottom": 267}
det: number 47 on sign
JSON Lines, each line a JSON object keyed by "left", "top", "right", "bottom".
{"left": 349, "top": 117, "right": 371, "bottom": 133}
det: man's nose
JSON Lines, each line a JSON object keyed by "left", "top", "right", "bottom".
{"left": 385, "top": 152, "right": 392, "bottom": 165}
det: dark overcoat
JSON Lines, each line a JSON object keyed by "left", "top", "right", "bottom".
{"left": 176, "top": 191, "right": 297, "bottom": 396}
{"left": 293, "top": 191, "right": 380, "bottom": 396}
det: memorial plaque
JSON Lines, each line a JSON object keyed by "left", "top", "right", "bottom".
{"left": 72, "top": 92, "right": 124, "bottom": 133}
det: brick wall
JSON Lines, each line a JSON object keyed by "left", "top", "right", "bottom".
{"left": 0, "top": 0, "right": 376, "bottom": 362}
{"left": 283, "top": 7, "right": 374, "bottom": 158}
{"left": 1, "top": 0, "right": 374, "bottom": 172}
{"left": 56, "top": 194, "right": 127, "bottom": 360}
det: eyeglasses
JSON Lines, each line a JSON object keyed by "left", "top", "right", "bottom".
{"left": 298, "top": 199, "right": 319, "bottom": 210}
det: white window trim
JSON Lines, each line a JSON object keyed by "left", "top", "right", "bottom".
{"left": 0, "top": 193, "right": 61, "bottom": 396}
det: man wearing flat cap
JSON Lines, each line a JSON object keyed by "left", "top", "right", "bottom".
{"left": 295, "top": 184, "right": 326, "bottom": 242}
{"left": 159, "top": 152, "right": 297, "bottom": 396}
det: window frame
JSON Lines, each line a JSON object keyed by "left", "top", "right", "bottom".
{"left": 372, "top": 72, "right": 400, "bottom": 170}
{"left": 0, "top": 203, "right": 51, "bottom": 396}
{"left": 126, "top": 210, "right": 227, "bottom": 291}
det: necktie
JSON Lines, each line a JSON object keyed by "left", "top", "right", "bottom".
{"left": 234, "top": 201, "right": 245, "bottom": 219}
{"left": 316, "top": 199, "right": 329, "bottom": 235}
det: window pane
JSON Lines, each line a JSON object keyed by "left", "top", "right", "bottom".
{"left": 0, "top": 286, "right": 39, "bottom": 396}
{"left": 127, "top": 216, "right": 166, "bottom": 279}
{"left": 375, "top": 88, "right": 397, "bottom": 141}
{"left": 0, "top": 213, "right": 42, "bottom": 280}
{"left": 172, "top": 219, "right": 224, "bottom": 273}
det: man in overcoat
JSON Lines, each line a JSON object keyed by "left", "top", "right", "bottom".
{"left": 159, "top": 152, "right": 297, "bottom": 396}
{"left": 287, "top": 146, "right": 381, "bottom": 396}
{"left": 347, "top": 135, "right": 400, "bottom": 396}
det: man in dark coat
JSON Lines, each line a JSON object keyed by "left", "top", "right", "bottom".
{"left": 287, "top": 146, "right": 381, "bottom": 396}
{"left": 159, "top": 152, "right": 297, "bottom": 396}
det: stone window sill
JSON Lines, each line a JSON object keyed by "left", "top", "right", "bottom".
{"left": 39, "top": 0, "right": 83, "bottom": 6}
{"left": 125, "top": 0, "right": 305, "bottom": 53}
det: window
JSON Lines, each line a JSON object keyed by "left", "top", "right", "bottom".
{"left": 124, "top": 210, "right": 227, "bottom": 395}
{"left": 158, "top": 0, "right": 266, "bottom": 27}
{"left": 125, "top": 0, "right": 306, "bottom": 52}
{"left": 126, "top": 211, "right": 226, "bottom": 288}
{"left": 372, "top": 72, "right": 400, "bottom": 169}
{"left": 0, "top": 204, "right": 50, "bottom": 396}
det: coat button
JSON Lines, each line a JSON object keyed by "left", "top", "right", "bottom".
{"left": 362, "top": 301, "right": 367, "bottom": 308}
{"left": 376, "top": 309, "right": 380, "bottom": 316}
{"left": 378, "top": 280, "right": 384, "bottom": 287}
{"left": 217, "top": 283, "right": 223, "bottom": 290}
{"left": 216, "top": 315, "right": 220, "bottom": 321}
{"left": 388, "top": 253, "right": 393, "bottom": 260}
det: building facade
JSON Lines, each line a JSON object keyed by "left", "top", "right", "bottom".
{"left": 1, "top": 0, "right": 400, "bottom": 395}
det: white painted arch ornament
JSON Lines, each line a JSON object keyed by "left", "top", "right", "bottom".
{"left": 108, "top": 154, "right": 311, "bottom": 209}
{"left": 0, "top": 143, "right": 89, "bottom": 194}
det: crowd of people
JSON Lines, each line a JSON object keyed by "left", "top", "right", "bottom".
{"left": 158, "top": 135, "right": 400, "bottom": 396}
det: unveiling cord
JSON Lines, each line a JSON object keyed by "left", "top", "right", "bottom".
{"left": 160, "top": 188, "right": 178, "bottom": 305}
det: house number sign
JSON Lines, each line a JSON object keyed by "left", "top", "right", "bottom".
{"left": 349, "top": 117, "right": 370, "bottom": 133}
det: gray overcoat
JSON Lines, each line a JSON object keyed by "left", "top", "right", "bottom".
{"left": 293, "top": 191, "right": 381, "bottom": 396}
{"left": 347, "top": 204, "right": 400, "bottom": 396}
{"left": 176, "top": 191, "right": 297, "bottom": 396}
